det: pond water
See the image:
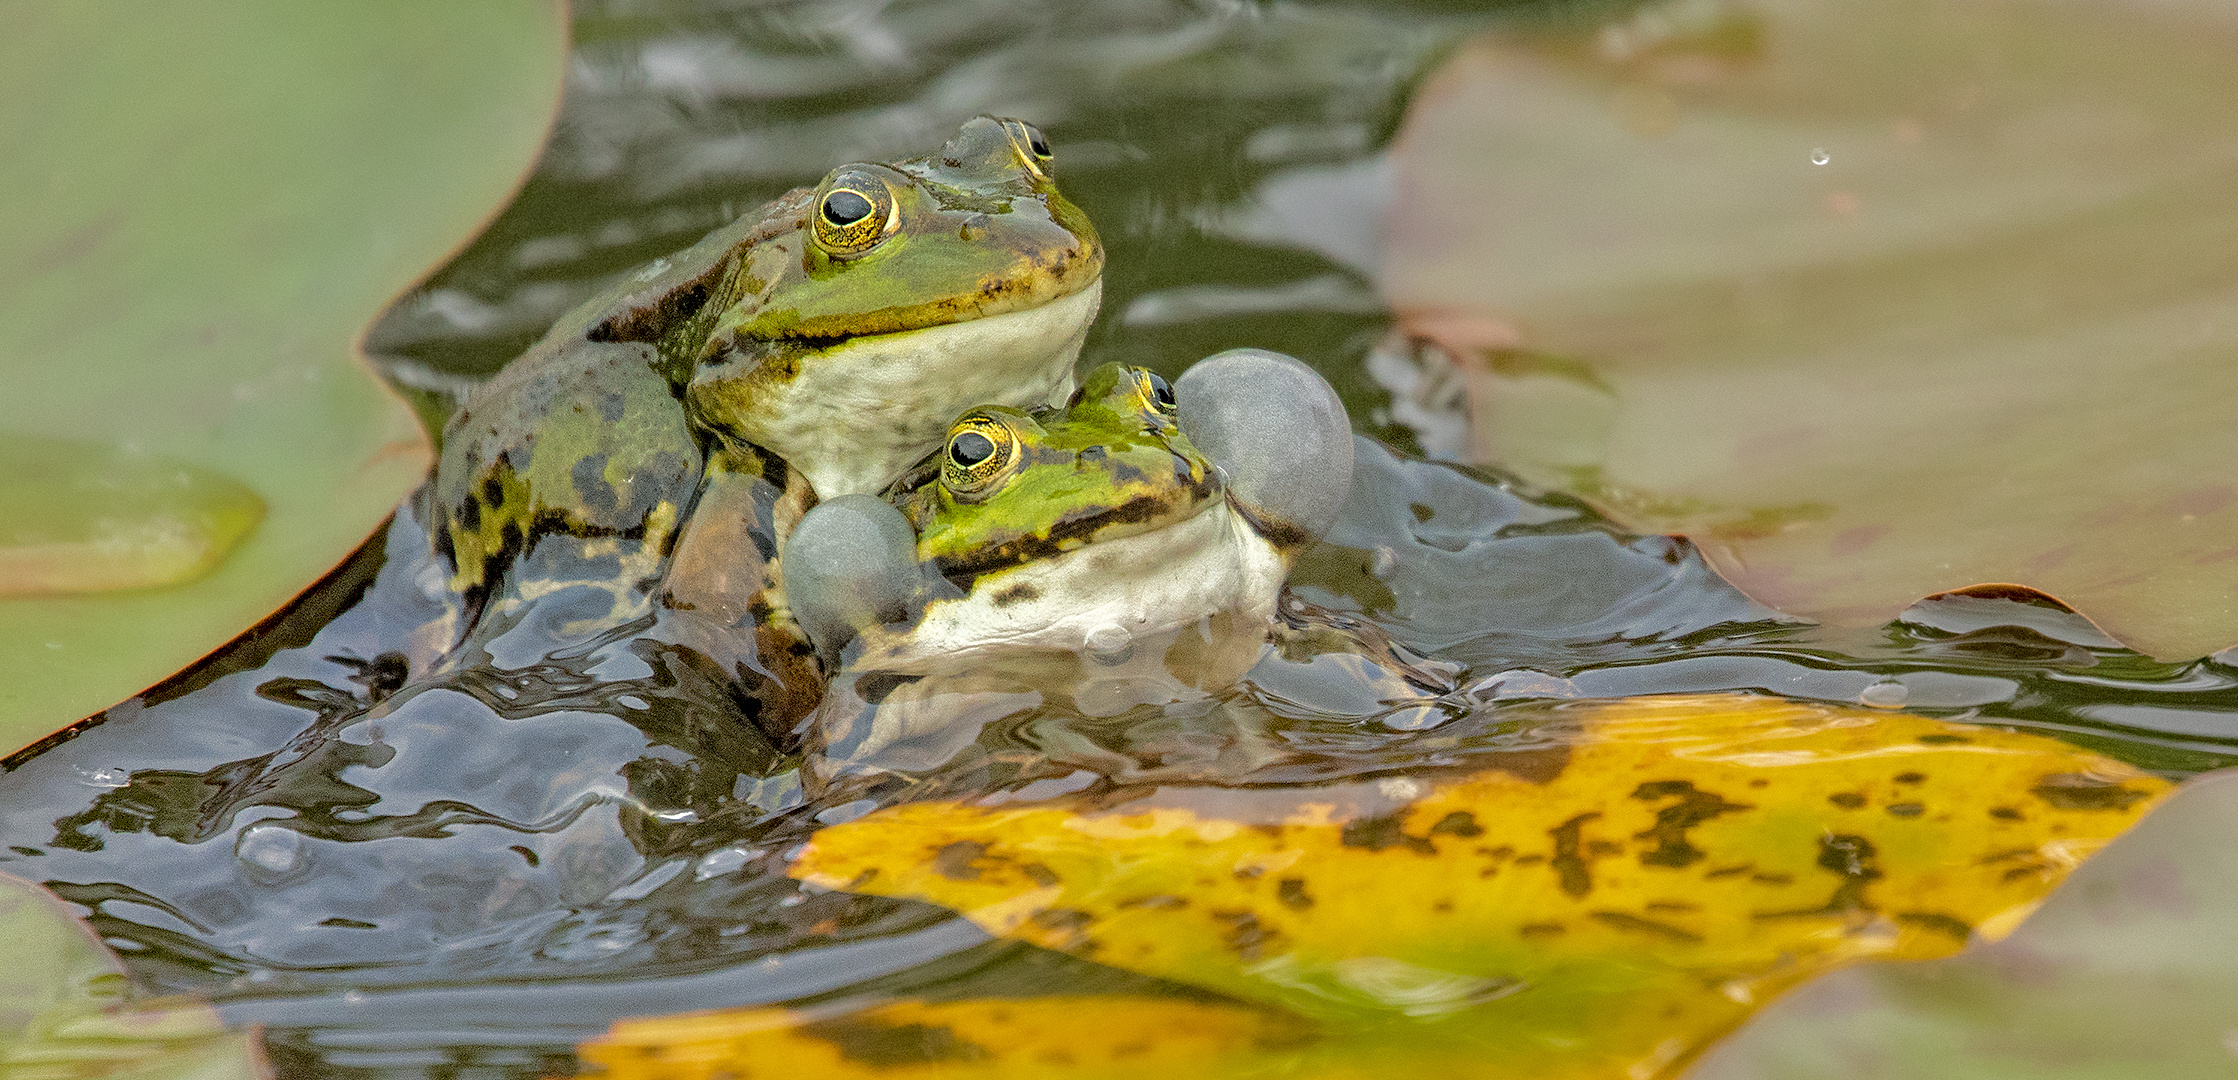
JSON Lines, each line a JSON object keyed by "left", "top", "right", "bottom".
{"left": 4, "top": 1, "right": 2237, "bottom": 1077}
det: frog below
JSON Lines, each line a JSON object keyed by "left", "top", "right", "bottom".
{"left": 782, "top": 350, "right": 1355, "bottom": 769}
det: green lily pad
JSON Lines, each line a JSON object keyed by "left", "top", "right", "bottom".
{"left": 0, "top": 871, "right": 264, "bottom": 1079}
{"left": 1691, "top": 767, "right": 2238, "bottom": 1080}
{"left": 0, "top": 2, "right": 567, "bottom": 748}
{"left": 1382, "top": 0, "right": 2238, "bottom": 660}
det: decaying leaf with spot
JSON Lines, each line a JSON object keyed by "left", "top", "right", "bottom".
{"left": 578, "top": 995, "right": 1314, "bottom": 1080}
{"left": 778, "top": 694, "right": 2170, "bottom": 1077}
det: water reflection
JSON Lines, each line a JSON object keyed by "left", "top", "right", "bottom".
{"left": 8, "top": 0, "right": 2238, "bottom": 1076}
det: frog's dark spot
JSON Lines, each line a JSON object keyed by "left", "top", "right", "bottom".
{"left": 2031, "top": 772, "right": 2153, "bottom": 811}
{"left": 1429, "top": 811, "right": 1484, "bottom": 838}
{"left": 1340, "top": 815, "right": 1434, "bottom": 855}
{"left": 572, "top": 454, "right": 622, "bottom": 520}
{"left": 1897, "top": 911, "right": 1973, "bottom": 941}
{"left": 1918, "top": 734, "right": 1970, "bottom": 745}
{"left": 799, "top": 1017, "right": 988, "bottom": 1068}
{"left": 1021, "top": 863, "right": 1060, "bottom": 887}
{"left": 1549, "top": 813, "right": 1603, "bottom": 898}
{"left": 319, "top": 917, "right": 377, "bottom": 929}
{"left": 509, "top": 845, "right": 539, "bottom": 868}
{"left": 1885, "top": 802, "right": 1926, "bottom": 818}
{"left": 482, "top": 475, "right": 508, "bottom": 507}
{"left": 1277, "top": 878, "right": 1314, "bottom": 910}
{"left": 587, "top": 262, "right": 725, "bottom": 347}
{"left": 1894, "top": 772, "right": 1927, "bottom": 785}
{"left": 1989, "top": 806, "right": 2024, "bottom": 820}
{"left": 1410, "top": 503, "right": 1436, "bottom": 523}
{"left": 1632, "top": 780, "right": 1751, "bottom": 869}
{"left": 992, "top": 583, "right": 1040, "bottom": 607}
{"left": 1591, "top": 911, "right": 1701, "bottom": 942}
{"left": 455, "top": 495, "right": 482, "bottom": 531}
{"left": 1519, "top": 922, "right": 1565, "bottom": 938}
{"left": 929, "top": 840, "right": 989, "bottom": 881}
{"left": 1828, "top": 792, "right": 1867, "bottom": 809}
{"left": 1211, "top": 910, "right": 1283, "bottom": 961}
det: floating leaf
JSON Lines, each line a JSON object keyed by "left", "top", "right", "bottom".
{"left": 0, "top": 2, "right": 566, "bottom": 748}
{"left": 0, "top": 871, "right": 265, "bottom": 1079}
{"left": 1380, "top": 0, "right": 2238, "bottom": 660}
{"left": 1693, "top": 766, "right": 2238, "bottom": 1080}
{"left": 788, "top": 694, "right": 2169, "bottom": 1077}
{"left": 580, "top": 995, "right": 1313, "bottom": 1080}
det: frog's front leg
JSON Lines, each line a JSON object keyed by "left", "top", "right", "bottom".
{"left": 656, "top": 445, "right": 825, "bottom": 747}
{"left": 433, "top": 337, "right": 702, "bottom": 653}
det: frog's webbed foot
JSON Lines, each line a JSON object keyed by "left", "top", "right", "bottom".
{"left": 1175, "top": 348, "right": 1355, "bottom": 553}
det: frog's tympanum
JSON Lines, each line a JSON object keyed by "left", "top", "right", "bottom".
{"left": 782, "top": 350, "right": 1355, "bottom": 771}
{"left": 433, "top": 116, "right": 1103, "bottom": 635}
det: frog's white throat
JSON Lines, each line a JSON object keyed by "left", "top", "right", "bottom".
{"left": 744, "top": 281, "right": 1102, "bottom": 499}
{"left": 857, "top": 497, "right": 1285, "bottom": 668}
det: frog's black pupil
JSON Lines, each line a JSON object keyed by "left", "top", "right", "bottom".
{"left": 823, "top": 189, "right": 873, "bottom": 226}
{"left": 1147, "top": 372, "right": 1175, "bottom": 409}
{"left": 1027, "top": 129, "right": 1051, "bottom": 157}
{"left": 951, "top": 431, "right": 996, "bottom": 467}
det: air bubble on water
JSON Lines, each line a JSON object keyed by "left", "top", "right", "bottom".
{"left": 1810, "top": 148, "right": 1830, "bottom": 165}
{"left": 234, "top": 823, "right": 307, "bottom": 883}
{"left": 341, "top": 989, "right": 369, "bottom": 1006}
{"left": 1083, "top": 624, "right": 1134, "bottom": 665}
{"left": 1860, "top": 679, "right": 1909, "bottom": 709}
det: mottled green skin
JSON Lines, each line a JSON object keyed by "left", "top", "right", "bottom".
{"left": 892, "top": 364, "right": 1216, "bottom": 583}
{"left": 434, "top": 116, "right": 1100, "bottom": 604}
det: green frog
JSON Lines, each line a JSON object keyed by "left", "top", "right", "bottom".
{"left": 432, "top": 115, "right": 1103, "bottom": 632}
{"left": 781, "top": 350, "right": 1357, "bottom": 769}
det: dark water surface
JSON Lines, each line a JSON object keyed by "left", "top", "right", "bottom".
{"left": 6, "top": 1, "right": 2238, "bottom": 1076}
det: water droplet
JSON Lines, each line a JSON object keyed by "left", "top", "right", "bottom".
{"left": 1083, "top": 624, "right": 1134, "bottom": 665}
{"left": 1810, "top": 148, "right": 1831, "bottom": 165}
{"left": 1369, "top": 547, "right": 1398, "bottom": 579}
{"left": 234, "top": 823, "right": 307, "bottom": 884}
{"left": 1860, "top": 679, "right": 1909, "bottom": 708}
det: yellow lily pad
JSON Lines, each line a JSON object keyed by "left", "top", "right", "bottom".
{"left": 581, "top": 995, "right": 1312, "bottom": 1080}
{"left": 782, "top": 694, "right": 2168, "bottom": 1077}
{"left": 0, "top": 2, "right": 565, "bottom": 749}
{"left": 1381, "top": 0, "right": 2238, "bottom": 660}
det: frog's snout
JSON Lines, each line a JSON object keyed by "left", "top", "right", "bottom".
{"left": 1175, "top": 348, "right": 1355, "bottom": 550}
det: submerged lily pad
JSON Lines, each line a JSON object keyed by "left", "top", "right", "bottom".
{"left": 0, "top": 3, "right": 565, "bottom": 748}
{"left": 1382, "top": 0, "right": 2238, "bottom": 660}
{"left": 0, "top": 871, "right": 264, "bottom": 1079}
{"left": 746, "top": 694, "right": 2167, "bottom": 1077}
{"left": 0, "top": 435, "right": 264, "bottom": 597}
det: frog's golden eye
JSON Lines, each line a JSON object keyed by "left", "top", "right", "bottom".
{"left": 941, "top": 414, "right": 1019, "bottom": 501}
{"left": 1140, "top": 370, "right": 1176, "bottom": 415}
{"left": 1000, "top": 118, "right": 1054, "bottom": 180}
{"left": 813, "top": 177, "right": 898, "bottom": 258}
